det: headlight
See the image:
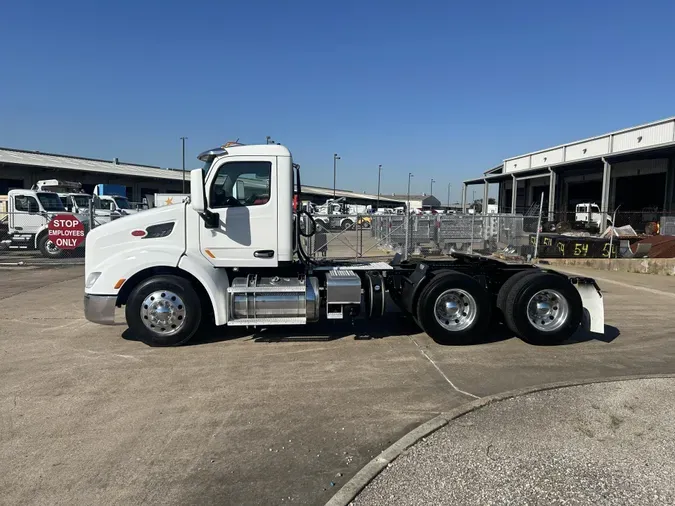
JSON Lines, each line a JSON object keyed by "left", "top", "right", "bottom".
{"left": 85, "top": 272, "right": 101, "bottom": 289}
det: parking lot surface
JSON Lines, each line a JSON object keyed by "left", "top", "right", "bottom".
{"left": 1, "top": 266, "right": 674, "bottom": 505}
{"left": 354, "top": 378, "right": 675, "bottom": 506}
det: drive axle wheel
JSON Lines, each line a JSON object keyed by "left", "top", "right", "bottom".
{"left": 503, "top": 273, "right": 582, "bottom": 345}
{"left": 417, "top": 272, "right": 491, "bottom": 344}
{"left": 125, "top": 275, "right": 201, "bottom": 346}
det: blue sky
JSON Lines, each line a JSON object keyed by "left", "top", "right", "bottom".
{"left": 2, "top": 0, "right": 675, "bottom": 199}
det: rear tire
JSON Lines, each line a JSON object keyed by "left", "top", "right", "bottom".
{"left": 416, "top": 272, "right": 491, "bottom": 345}
{"left": 496, "top": 269, "right": 543, "bottom": 316}
{"left": 503, "top": 273, "right": 582, "bottom": 345}
{"left": 125, "top": 275, "right": 202, "bottom": 346}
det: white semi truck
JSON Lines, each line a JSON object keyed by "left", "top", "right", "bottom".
{"left": 1, "top": 187, "right": 86, "bottom": 257}
{"left": 84, "top": 143, "right": 604, "bottom": 347}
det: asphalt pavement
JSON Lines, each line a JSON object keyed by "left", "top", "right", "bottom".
{"left": 353, "top": 378, "right": 675, "bottom": 506}
{"left": 0, "top": 266, "right": 674, "bottom": 505}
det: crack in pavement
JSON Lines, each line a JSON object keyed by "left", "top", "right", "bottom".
{"left": 408, "top": 335, "right": 480, "bottom": 400}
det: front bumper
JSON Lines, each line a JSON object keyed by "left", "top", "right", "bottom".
{"left": 84, "top": 294, "right": 118, "bottom": 325}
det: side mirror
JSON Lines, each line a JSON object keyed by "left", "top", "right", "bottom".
{"left": 190, "top": 169, "right": 219, "bottom": 228}
{"left": 190, "top": 169, "right": 206, "bottom": 213}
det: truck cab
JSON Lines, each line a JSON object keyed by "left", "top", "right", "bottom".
{"left": 1, "top": 188, "right": 84, "bottom": 257}
{"left": 93, "top": 184, "right": 138, "bottom": 217}
{"left": 84, "top": 143, "right": 604, "bottom": 348}
{"left": 574, "top": 202, "right": 612, "bottom": 231}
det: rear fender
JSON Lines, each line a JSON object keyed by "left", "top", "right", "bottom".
{"left": 571, "top": 278, "right": 604, "bottom": 334}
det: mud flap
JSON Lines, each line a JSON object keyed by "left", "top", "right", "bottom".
{"left": 572, "top": 279, "right": 604, "bottom": 334}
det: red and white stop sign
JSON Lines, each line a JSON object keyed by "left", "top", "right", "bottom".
{"left": 48, "top": 214, "right": 85, "bottom": 250}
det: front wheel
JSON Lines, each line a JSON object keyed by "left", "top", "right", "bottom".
{"left": 125, "top": 275, "right": 202, "bottom": 346}
{"left": 37, "top": 233, "right": 65, "bottom": 258}
{"left": 341, "top": 219, "right": 354, "bottom": 231}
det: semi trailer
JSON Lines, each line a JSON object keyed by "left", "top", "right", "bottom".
{"left": 84, "top": 143, "right": 604, "bottom": 346}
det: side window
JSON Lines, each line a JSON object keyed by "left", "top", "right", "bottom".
{"left": 210, "top": 161, "right": 271, "bottom": 208}
{"left": 96, "top": 198, "right": 113, "bottom": 211}
{"left": 15, "top": 196, "right": 39, "bottom": 212}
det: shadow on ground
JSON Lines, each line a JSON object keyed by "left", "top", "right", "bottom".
{"left": 123, "top": 315, "right": 620, "bottom": 348}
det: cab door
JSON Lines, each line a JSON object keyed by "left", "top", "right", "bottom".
{"left": 9, "top": 194, "right": 45, "bottom": 233}
{"left": 199, "top": 156, "right": 278, "bottom": 267}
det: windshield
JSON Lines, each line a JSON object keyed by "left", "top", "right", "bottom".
{"left": 114, "top": 197, "right": 131, "bottom": 209}
{"left": 73, "top": 195, "right": 91, "bottom": 208}
{"left": 37, "top": 192, "right": 66, "bottom": 212}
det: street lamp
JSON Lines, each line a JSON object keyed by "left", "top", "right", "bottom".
{"left": 376, "top": 164, "right": 382, "bottom": 211}
{"left": 180, "top": 136, "right": 188, "bottom": 193}
{"left": 333, "top": 153, "right": 341, "bottom": 198}
{"left": 407, "top": 172, "right": 414, "bottom": 213}
{"left": 430, "top": 178, "right": 435, "bottom": 197}
{"left": 447, "top": 182, "right": 452, "bottom": 209}
{"left": 266, "top": 136, "right": 271, "bottom": 145}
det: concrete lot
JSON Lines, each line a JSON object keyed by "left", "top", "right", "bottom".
{"left": 355, "top": 378, "right": 675, "bottom": 506}
{"left": 1, "top": 265, "right": 674, "bottom": 505}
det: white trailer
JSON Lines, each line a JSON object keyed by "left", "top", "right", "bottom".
{"left": 84, "top": 143, "right": 604, "bottom": 347}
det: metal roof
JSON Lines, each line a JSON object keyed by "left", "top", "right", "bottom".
{"left": 0, "top": 146, "right": 399, "bottom": 203}
{"left": 0, "top": 147, "right": 183, "bottom": 181}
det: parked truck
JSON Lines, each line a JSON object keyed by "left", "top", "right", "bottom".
{"left": 83, "top": 143, "right": 604, "bottom": 347}
{"left": 1, "top": 188, "right": 86, "bottom": 257}
{"left": 93, "top": 184, "right": 138, "bottom": 215}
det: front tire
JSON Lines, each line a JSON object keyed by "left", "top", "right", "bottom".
{"left": 416, "top": 272, "right": 492, "bottom": 344}
{"left": 341, "top": 219, "right": 354, "bottom": 231}
{"left": 37, "top": 233, "right": 65, "bottom": 258}
{"left": 503, "top": 273, "right": 582, "bottom": 345}
{"left": 125, "top": 275, "right": 202, "bottom": 346}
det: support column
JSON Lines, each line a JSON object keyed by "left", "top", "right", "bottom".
{"left": 510, "top": 175, "right": 517, "bottom": 214}
{"left": 665, "top": 157, "right": 674, "bottom": 212}
{"left": 461, "top": 183, "right": 467, "bottom": 213}
{"left": 548, "top": 167, "right": 556, "bottom": 222}
{"left": 600, "top": 158, "right": 611, "bottom": 226}
{"left": 482, "top": 179, "right": 489, "bottom": 215}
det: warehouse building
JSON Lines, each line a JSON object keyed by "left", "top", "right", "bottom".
{"left": 0, "top": 147, "right": 402, "bottom": 207}
{"left": 462, "top": 116, "right": 675, "bottom": 229}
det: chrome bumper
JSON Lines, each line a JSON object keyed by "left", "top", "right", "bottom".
{"left": 84, "top": 294, "right": 117, "bottom": 325}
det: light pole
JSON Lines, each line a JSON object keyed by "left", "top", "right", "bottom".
{"left": 180, "top": 136, "right": 188, "bottom": 193}
{"left": 430, "top": 178, "right": 435, "bottom": 196}
{"left": 405, "top": 172, "right": 414, "bottom": 260}
{"left": 266, "top": 136, "right": 271, "bottom": 145}
{"left": 376, "top": 164, "right": 382, "bottom": 211}
{"left": 333, "top": 153, "right": 341, "bottom": 198}
{"left": 447, "top": 182, "right": 452, "bottom": 209}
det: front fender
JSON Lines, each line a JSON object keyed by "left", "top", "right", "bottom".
{"left": 85, "top": 245, "right": 185, "bottom": 296}
{"left": 178, "top": 255, "right": 230, "bottom": 326}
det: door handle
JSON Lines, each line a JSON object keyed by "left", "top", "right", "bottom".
{"left": 254, "top": 250, "right": 275, "bottom": 259}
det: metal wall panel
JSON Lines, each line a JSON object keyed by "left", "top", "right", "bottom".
{"left": 565, "top": 136, "right": 610, "bottom": 162}
{"left": 612, "top": 121, "right": 675, "bottom": 153}
{"left": 504, "top": 156, "right": 531, "bottom": 173}
{"left": 530, "top": 147, "right": 564, "bottom": 168}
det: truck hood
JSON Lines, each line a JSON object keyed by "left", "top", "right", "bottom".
{"left": 85, "top": 204, "right": 186, "bottom": 278}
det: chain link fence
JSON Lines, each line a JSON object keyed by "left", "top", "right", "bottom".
{"left": 300, "top": 213, "right": 541, "bottom": 261}
{"left": 4, "top": 206, "right": 675, "bottom": 266}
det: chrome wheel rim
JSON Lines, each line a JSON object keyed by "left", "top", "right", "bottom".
{"left": 46, "top": 240, "right": 60, "bottom": 254}
{"left": 434, "top": 289, "right": 477, "bottom": 332}
{"left": 140, "top": 290, "right": 186, "bottom": 335}
{"left": 527, "top": 289, "right": 569, "bottom": 332}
